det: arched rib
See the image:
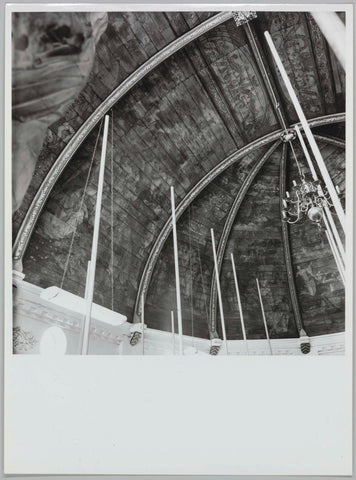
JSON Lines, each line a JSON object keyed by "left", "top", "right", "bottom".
{"left": 12, "top": 112, "right": 345, "bottom": 324}
{"left": 132, "top": 113, "right": 345, "bottom": 322}
{"left": 279, "top": 143, "right": 305, "bottom": 335}
{"left": 243, "top": 21, "right": 288, "bottom": 130}
{"left": 311, "top": 134, "right": 345, "bottom": 149}
{"left": 12, "top": 11, "right": 233, "bottom": 263}
{"left": 208, "top": 141, "right": 281, "bottom": 334}
{"left": 208, "top": 132, "right": 345, "bottom": 335}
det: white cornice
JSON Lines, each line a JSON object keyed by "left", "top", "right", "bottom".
{"left": 13, "top": 276, "right": 345, "bottom": 355}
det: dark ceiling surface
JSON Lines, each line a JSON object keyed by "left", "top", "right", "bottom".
{"left": 14, "top": 11, "right": 345, "bottom": 340}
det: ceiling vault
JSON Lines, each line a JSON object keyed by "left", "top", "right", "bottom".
{"left": 164, "top": 14, "right": 247, "bottom": 147}
{"left": 132, "top": 113, "right": 345, "bottom": 323}
{"left": 12, "top": 11, "right": 233, "bottom": 267}
{"left": 303, "top": 13, "right": 329, "bottom": 115}
{"left": 189, "top": 40, "right": 249, "bottom": 145}
{"left": 208, "top": 132, "right": 345, "bottom": 338}
{"left": 279, "top": 143, "right": 305, "bottom": 336}
{"left": 243, "top": 21, "right": 288, "bottom": 130}
{"left": 10, "top": 10, "right": 346, "bottom": 334}
{"left": 208, "top": 141, "right": 281, "bottom": 336}
{"left": 10, "top": 8, "right": 347, "bottom": 354}
{"left": 185, "top": 42, "right": 248, "bottom": 146}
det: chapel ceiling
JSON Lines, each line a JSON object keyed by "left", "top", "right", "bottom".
{"left": 13, "top": 11, "right": 346, "bottom": 340}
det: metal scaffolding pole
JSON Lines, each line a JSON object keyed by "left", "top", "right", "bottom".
{"left": 256, "top": 278, "right": 273, "bottom": 355}
{"left": 265, "top": 31, "right": 345, "bottom": 231}
{"left": 170, "top": 186, "right": 184, "bottom": 355}
{"left": 230, "top": 253, "right": 249, "bottom": 355}
{"left": 311, "top": 12, "right": 346, "bottom": 70}
{"left": 211, "top": 228, "right": 228, "bottom": 355}
{"left": 81, "top": 115, "right": 110, "bottom": 355}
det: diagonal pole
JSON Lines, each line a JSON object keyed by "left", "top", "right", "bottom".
{"left": 79, "top": 261, "right": 91, "bottom": 353}
{"left": 256, "top": 278, "right": 273, "bottom": 355}
{"left": 231, "top": 253, "right": 249, "bottom": 355}
{"left": 171, "top": 310, "right": 175, "bottom": 355}
{"left": 323, "top": 213, "right": 345, "bottom": 285}
{"left": 171, "top": 186, "right": 184, "bottom": 355}
{"left": 295, "top": 124, "right": 345, "bottom": 267}
{"left": 211, "top": 228, "right": 228, "bottom": 355}
{"left": 265, "top": 31, "right": 345, "bottom": 231}
{"left": 141, "top": 292, "right": 145, "bottom": 355}
{"left": 81, "top": 115, "right": 110, "bottom": 355}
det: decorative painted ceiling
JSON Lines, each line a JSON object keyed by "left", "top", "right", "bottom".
{"left": 12, "top": 11, "right": 345, "bottom": 340}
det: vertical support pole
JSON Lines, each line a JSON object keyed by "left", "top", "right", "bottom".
{"left": 171, "top": 310, "right": 175, "bottom": 355}
{"left": 294, "top": 125, "right": 318, "bottom": 180}
{"left": 141, "top": 292, "right": 145, "bottom": 355}
{"left": 256, "top": 278, "right": 273, "bottom": 355}
{"left": 325, "top": 229, "right": 345, "bottom": 285}
{"left": 279, "top": 143, "right": 306, "bottom": 337}
{"left": 230, "top": 253, "right": 249, "bottom": 355}
{"left": 79, "top": 261, "right": 91, "bottom": 353}
{"left": 323, "top": 212, "right": 346, "bottom": 285}
{"left": 211, "top": 229, "right": 228, "bottom": 355}
{"left": 170, "top": 186, "right": 184, "bottom": 355}
{"left": 323, "top": 204, "right": 345, "bottom": 264}
{"left": 82, "top": 115, "right": 110, "bottom": 355}
{"left": 265, "top": 31, "right": 345, "bottom": 231}
{"left": 295, "top": 125, "right": 346, "bottom": 264}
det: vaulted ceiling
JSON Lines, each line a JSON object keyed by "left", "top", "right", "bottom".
{"left": 13, "top": 11, "right": 345, "bottom": 341}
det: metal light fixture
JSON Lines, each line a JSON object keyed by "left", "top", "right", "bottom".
{"left": 281, "top": 175, "right": 339, "bottom": 226}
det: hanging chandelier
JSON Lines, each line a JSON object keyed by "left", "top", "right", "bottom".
{"left": 281, "top": 176, "right": 341, "bottom": 226}
{"left": 280, "top": 125, "right": 343, "bottom": 227}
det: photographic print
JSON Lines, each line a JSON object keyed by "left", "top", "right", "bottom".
{"left": 10, "top": 7, "right": 348, "bottom": 356}
{"left": 4, "top": 4, "right": 353, "bottom": 476}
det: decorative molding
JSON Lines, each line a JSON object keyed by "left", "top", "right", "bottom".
{"left": 12, "top": 269, "right": 25, "bottom": 286}
{"left": 280, "top": 129, "right": 297, "bottom": 143}
{"left": 299, "top": 329, "right": 311, "bottom": 354}
{"left": 12, "top": 278, "right": 345, "bottom": 355}
{"left": 209, "top": 141, "right": 281, "bottom": 333}
{"left": 120, "top": 328, "right": 345, "bottom": 356}
{"left": 120, "top": 328, "right": 209, "bottom": 356}
{"left": 13, "top": 326, "right": 37, "bottom": 353}
{"left": 132, "top": 113, "right": 345, "bottom": 322}
{"left": 279, "top": 143, "right": 305, "bottom": 335}
{"left": 13, "top": 280, "right": 128, "bottom": 345}
{"left": 14, "top": 297, "right": 122, "bottom": 344}
{"left": 12, "top": 11, "right": 233, "bottom": 262}
{"left": 232, "top": 11, "right": 257, "bottom": 27}
{"left": 209, "top": 337, "right": 223, "bottom": 355}
{"left": 129, "top": 331, "right": 142, "bottom": 346}
{"left": 129, "top": 322, "right": 147, "bottom": 346}
{"left": 316, "top": 344, "right": 345, "bottom": 355}
{"left": 13, "top": 257, "right": 23, "bottom": 273}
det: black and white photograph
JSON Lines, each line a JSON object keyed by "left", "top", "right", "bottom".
{"left": 3, "top": 3, "right": 354, "bottom": 476}
{"left": 10, "top": 7, "right": 348, "bottom": 356}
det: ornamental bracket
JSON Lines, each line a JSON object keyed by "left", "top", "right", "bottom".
{"left": 232, "top": 11, "right": 257, "bottom": 27}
